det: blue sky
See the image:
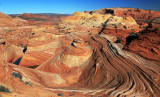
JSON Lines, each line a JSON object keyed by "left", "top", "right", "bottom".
{"left": 0, "top": 0, "right": 160, "bottom": 14}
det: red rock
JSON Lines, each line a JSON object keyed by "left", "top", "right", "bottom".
{"left": 0, "top": 12, "right": 17, "bottom": 27}
{"left": 124, "top": 23, "right": 160, "bottom": 61}
{"left": 85, "top": 8, "right": 160, "bottom": 20}
{"left": 0, "top": 9, "right": 160, "bottom": 97}
{"left": 18, "top": 13, "right": 68, "bottom": 26}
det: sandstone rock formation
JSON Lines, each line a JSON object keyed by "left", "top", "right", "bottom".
{"left": 0, "top": 12, "right": 17, "bottom": 27}
{"left": 63, "top": 11, "right": 140, "bottom": 44}
{"left": 0, "top": 31, "right": 160, "bottom": 97}
{"left": 124, "top": 22, "right": 160, "bottom": 62}
{"left": 63, "top": 11, "right": 139, "bottom": 30}
{"left": 0, "top": 9, "right": 160, "bottom": 97}
{"left": 18, "top": 13, "right": 67, "bottom": 26}
{"left": 85, "top": 8, "right": 160, "bottom": 20}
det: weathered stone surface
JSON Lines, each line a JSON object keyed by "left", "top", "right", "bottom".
{"left": 85, "top": 8, "right": 160, "bottom": 20}
{"left": 0, "top": 12, "right": 17, "bottom": 27}
{"left": 124, "top": 23, "right": 160, "bottom": 61}
{"left": 0, "top": 8, "right": 160, "bottom": 97}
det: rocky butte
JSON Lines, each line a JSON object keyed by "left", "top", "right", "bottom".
{"left": 0, "top": 8, "right": 160, "bottom": 97}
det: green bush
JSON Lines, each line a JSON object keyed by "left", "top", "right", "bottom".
{"left": 12, "top": 72, "right": 22, "bottom": 80}
{"left": 123, "top": 25, "right": 127, "bottom": 29}
{"left": 115, "top": 37, "right": 122, "bottom": 43}
{"left": 57, "top": 93, "right": 64, "bottom": 96}
{"left": 0, "top": 85, "right": 11, "bottom": 93}
{"left": 25, "top": 81, "right": 32, "bottom": 86}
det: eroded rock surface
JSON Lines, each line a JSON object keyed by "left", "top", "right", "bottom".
{"left": 0, "top": 12, "right": 17, "bottom": 27}
{"left": 0, "top": 9, "right": 160, "bottom": 97}
{"left": 85, "top": 8, "right": 160, "bottom": 20}
{"left": 124, "top": 23, "right": 160, "bottom": 62}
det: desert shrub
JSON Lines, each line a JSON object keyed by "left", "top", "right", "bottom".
{"left": 23, "top": 46, "right": 27, "bottom": 53}
{"left": 1, "top": 42, "right": 5, "bottom": 45}
{"left": 123, "top": 25, "right": 127, "bottom": 29}
{"left": 115, "top": 37, "right": 122, "bottom": 43}
{"left": 0, "top": 85, "right": 11, "bottom": 93}
{"left": 129, "top": 32, "right": 140, "bottom": 36}
{"left": 25, "top": 81, "right": 32, "bottom": 86}
{"left": 32, "top": 33, "right": 35, "bottom": 35}
{"left": 12, "top": 72, "right": 22, "bottom": 79}
{"left": 57, "top": 93, "right": 64, "bottom": 96}
{"left": 114, "top": 25, "right": 117, "bottom": 29}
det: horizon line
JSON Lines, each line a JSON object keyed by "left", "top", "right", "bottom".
{"left": 2, "top": 7, "right": 160, "bottom": 15}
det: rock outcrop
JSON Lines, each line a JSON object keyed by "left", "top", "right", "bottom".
{"left": 0, "top": 31, "right": 160, "bottom": 97}
{"left": 0, "top": 12, "right": 16, "bottom": 27}
{"left": 63, "top": 11, "right": 140, "bottom": 44}
{"left": 85, "top": 8, "right": 160, "bottom": 20}
{"left": 63, "top": 11, "right": 139, "bottom": 29}
{"left": 0, "top": 8, "right": 160, "bottom": 97}
{"left": 124, "top": 22, "right": 160, "bottom": 61}
{"left": 18, "top": 13, "right": 67, "bottom": 26}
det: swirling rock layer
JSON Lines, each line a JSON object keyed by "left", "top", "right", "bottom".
{"left": 0, "top": 10, "right": 160, "bottom": 97}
